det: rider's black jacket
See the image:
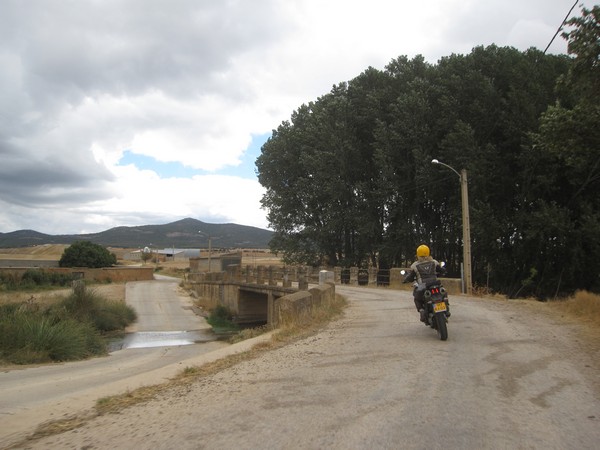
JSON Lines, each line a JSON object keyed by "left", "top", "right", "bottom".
{"left": 403, "top": 256, "right": 445, "bottom": 287}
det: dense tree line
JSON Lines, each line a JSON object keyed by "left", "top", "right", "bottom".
{"left": 256, "top": 6, "right": 599, "bottom": 299}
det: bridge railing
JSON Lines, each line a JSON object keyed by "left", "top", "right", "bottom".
{"left": 189, "top": 264, "right": 462, "bottom": 295}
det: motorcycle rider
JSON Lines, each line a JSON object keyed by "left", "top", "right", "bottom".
{"left": 402, "top": 244, "right": 449, "bottom": 322}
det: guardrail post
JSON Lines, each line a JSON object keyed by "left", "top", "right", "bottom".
{"left": 282, "top": 267, "right": 292, "bottom": 288}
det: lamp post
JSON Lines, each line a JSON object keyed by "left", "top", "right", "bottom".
{"left": 198, "top": 231, "right": 212, "bottom": 272}
{"left": 432, "top": 159, "right": 472, "bottom": 295}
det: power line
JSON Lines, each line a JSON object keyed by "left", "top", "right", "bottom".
{"left": 543, "top": 0, "right": 579, "bottom": 54}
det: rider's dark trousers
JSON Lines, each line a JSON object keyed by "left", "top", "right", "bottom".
{"left": 413, "top": 289, "right": 425, "bottom": 311}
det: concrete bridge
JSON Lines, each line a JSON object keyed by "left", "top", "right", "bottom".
{"left": 189, "top": 277, "right": 335, "bottom": 328}
{"left": 188, "top": 265, "right": 461, "bottom": 328}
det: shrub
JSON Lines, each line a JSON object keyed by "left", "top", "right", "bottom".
{"left": 21, "top": 269, "right": 46, "bottom": 287}
{"left": 59, "top": 241, "right": 117, "bottom": 268}
{"left": 92, "top": 301, "right": 137, "bottom": 332}
{"left": 551, "top": 290, "right": 600, "bottom": 322}
{"left": 0, "top": 311, "right": 106, "bottom": 364}
{"left": 206, "top": 305, "right": 239, "bottom": 332}
{"left": 0, "top": 273, "right": 20, "bottom": 290}
{"left": 1, "top": 284, "right": 136, "bottom": 365}
{"left": 56, "top": 286, "right": 137, "bottom": 333}
{"left": 49, "top": 272, "right": 74, "bottom": 286}
{"left": 0, "top": 270, "right": 74, "bottom": 291}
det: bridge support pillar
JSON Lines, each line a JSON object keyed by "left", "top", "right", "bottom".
{"left": 267, "top": 291, "right": 274, "bottom": 326}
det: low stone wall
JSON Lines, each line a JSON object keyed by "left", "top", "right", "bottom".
{"left": 0, "top": 266, "right": 154, "bottom": 283}
{"left": 309, "top": 283, "right": 335, "bottom": 307}
{"left": 191, "top": 281, "right": 239, "bottom": 312}
{"left": 389, "top": 268, "right": 462, "bottom": 295}
{"left": 438, "top": 278, "right": 462, "bottom": 295}
{"left": 273, "top": 283, "right": 335, "bottom": 328}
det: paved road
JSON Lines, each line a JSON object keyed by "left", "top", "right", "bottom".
{"left": 4, "top": 285, "right": 600, "bottom": 449}
{"left": 127, "top": 274, "right": 205, "bottom": 332}
{"left": 0, "top": 277, "right": 229, "bottom": 447}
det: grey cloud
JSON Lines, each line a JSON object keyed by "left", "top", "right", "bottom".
{"left": 3, "top": 0, "right": 291, "bottom": 105}
{"left": 0, "top": 140, "right": 115, "bottom": 207}
{"left": 0, "top": 0, "right": 292, "bottom": 214}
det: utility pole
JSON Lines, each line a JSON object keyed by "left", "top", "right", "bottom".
{"left": 460, "top": 169, "right": 472, "bottom": 295}
{"left": 208, "top": 236, "right": 212, "bottom": 272}
{"left": 198, "top": 231, "right": 213, "bottom": 273}
{"left": 432, "top": 159, "right": 473, "bottom": 295}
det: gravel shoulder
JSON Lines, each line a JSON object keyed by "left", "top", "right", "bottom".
{"left": 13, "top": 286, "right": 600, "bottom": 450}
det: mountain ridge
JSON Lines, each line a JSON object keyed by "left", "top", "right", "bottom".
{"left": 0, "top": 218, "right": 273, "bottom": 249}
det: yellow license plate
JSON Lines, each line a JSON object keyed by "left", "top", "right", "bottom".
{"left": 433, "top": 302, "right": 447, "bottom": 313}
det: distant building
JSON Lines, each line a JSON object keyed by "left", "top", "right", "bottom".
{"left": 124, "top": 248, "right": 201, "bottom": 261}
{"left": 189, "top": 251, "right": 242, "bottom": 273}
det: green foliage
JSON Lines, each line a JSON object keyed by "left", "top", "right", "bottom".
{"left": 59, "top": 240, "right": 117, "bottom": 268}
{"left": 0, "top": 307, "right": 105, "bottom": 364}
{"left": 0, "top": 270, "right": 74, "bottom": 291}
{"left": 21, "top": 269, "right": 73, "bottom": 288}
{"left": 140, "top": 250, "right": 153, "bottom": 264}
{"left": 55, "top": 286, "right": 137, "bottom": 332}
{"left": 0, "top": 273, "right": 21, "bottom": 290}
{"left": 256, "top": 6, "right": 599, "bottom": 298}
{"left": 206, "top": 305, "right": 239, "bottom": 332}
{"left": 0, "top": 285, "right": 136, "bottom": 364}
{"left": 561, "top": 5, "right": 600, "bottom": 100}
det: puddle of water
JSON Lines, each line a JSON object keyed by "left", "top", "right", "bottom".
{"left": 110, "top": 330, "right": 218, "bottom": 351}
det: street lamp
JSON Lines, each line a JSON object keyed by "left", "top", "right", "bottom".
{"left": 198, "top": 231, "right": 212, "bottom": 272}
{"left": 432, "top": 159, "right": 472, "bottom": 295}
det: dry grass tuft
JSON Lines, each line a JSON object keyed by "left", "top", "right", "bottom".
{"left": 95, "top": 386, "right": 163, "bottom": 415}
{"left": 227, "top": 325, "right": 271, "bottom": 344}
{"left": 28, "top": 411, "right": 97, "bottom": 441}
{"left": 549, "top": 290, "right": 600, "bottom": 323}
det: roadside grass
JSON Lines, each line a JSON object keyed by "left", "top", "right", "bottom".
{"left": 0, "top": 269, "right": 74, "bottom": 292}
{"left": 548, "top": 290, "right": 600, "bottom": 338}
{"left": 0, "top": 285, "right": 136, "bottom": 365}
{"left": 0, "top": 310, "right": 105, "bottom": 364}
{"left": 54, "top": 286, "right": 137, "bottom": 332}
{"left": 228, "top": 325, "right": 271, "bottom": 344}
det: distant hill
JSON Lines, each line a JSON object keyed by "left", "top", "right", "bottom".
{"left": 0, "top": 218, "right": 273, "bottom": 249}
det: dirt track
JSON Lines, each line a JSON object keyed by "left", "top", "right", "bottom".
{"left": 9, "top": 285, "right": 599, "bottom": 449}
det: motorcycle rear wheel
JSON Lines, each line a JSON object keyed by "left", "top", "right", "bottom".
{"left": 434, "top": 313, "right": 448, "bottom": 341}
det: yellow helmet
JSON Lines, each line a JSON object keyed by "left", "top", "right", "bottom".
{"left": 416, "top": 245, "right": 430, "bottom": 257}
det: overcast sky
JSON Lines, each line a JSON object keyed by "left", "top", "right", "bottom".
{"left": 0, "top": 0, "right": 591, "bottom": 235}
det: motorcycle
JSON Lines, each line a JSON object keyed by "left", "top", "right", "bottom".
{"left": 401, "top": 266, "right": 450, "bottom": 341}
